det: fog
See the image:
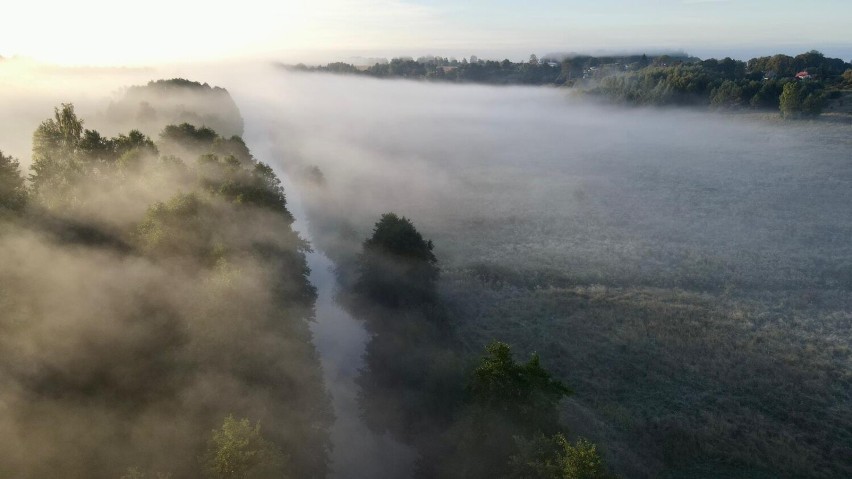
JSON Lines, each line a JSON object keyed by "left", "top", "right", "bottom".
{"left": 220, "top": 68, "right": 852, "bottom": 293}
{"left": 0, "top": 62, "right": 331, "bottom": 478}
{"left": 219, "top": 69, "right": 851, "bottom": 478}
{"left": 1, "top": 60, "right": 850, "bottom": 478}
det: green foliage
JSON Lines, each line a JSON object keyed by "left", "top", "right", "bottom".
{"left": 30, "top": 103, "right": 85, "bottom": 199}
{"left": 204, "top": 415, "right": 287, "bottom": 479}
{"left": 508, "top": 433, "right": 565, "bottom": 478}
{"left": 594, "top": 65, "right": 720, "bottom": 106}
{"left": 29, "top": 103, "right": 159, "bottom": 206}
{"left": 136, "top": 193, "right": 221, "bottom": 262}
{"left": 780, "top": 81, "right": 825, "bottom": 118}
{"left": 160, "top": 123, "right": 218, "bottom": 150}
{"left": 159, "top": 123, "right": 254, "bottom": 168}
{"left": 509, "top": 434, "right": 612, "bottom": 479}
{"left": 779, "top": 81, "right": 804, "bottom": 117}
{"left": 560, "top": 438, "right": 610, "bottom": 479}
{"left": 709, "top": 80, "right": 744, "bottom": 109}
{"left": 434, "top": 342, "right": 575, "bottom": 478}
{"left": 749, "top": 80, "right": 785, "bottom": 109}
{"left": 0, "top": 150, "right": 27, "bottom": 212}
{"left": 196, "top": 155, "right": 293, "bottom": 220}
{"left": 590, "top": 50, "right": 848, "bottom": 110}
{"left": 1, "top": 100, "right": 329, "bottom": 479}
{"left": 297, "top": 50, "right": 851, "bottom": 112}
{"left": 356, "top": 212, "right": 439, "bottom": 306}
{"left": 801, "top": 89, "right": 827, "bottom": 116}
{"left": 469, "top": 341, "right": 573, "bottom": 433}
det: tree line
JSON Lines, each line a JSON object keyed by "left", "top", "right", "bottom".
{"left": 0, "top": 83, "right": 330, "bottom": 478}
{"left": 286, "top": 50, "right": 852, "bottom": 118}
{"left": 590, "top": 50, "right": 850, "bottom": 117}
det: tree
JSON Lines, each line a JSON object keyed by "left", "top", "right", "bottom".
{"left": 508, "top": 434, "right": 612, "bottom": 479}
{"left": 710, "top": 80, "right": 744, "bottom": 109}
{"left": 0, "top": 150, "right": 27, "bottom": 212}
{"left": 159, "top": 123, "right": 218, "bottom": 152}
{"left": 355, "top": 212, "right": 439, "bottom": 306}
{"left": 843, "top": 69, "right": 852, "bottom": 87}
{"left": 801, "top": 89, "right": 827, "bottom": 117}
{"left": 780, "top": 81, "right": 825, "bottom": 118}
{"left": 137, "top": 193, "right": 220, "bottom": 262}
{"left": 440, "top": 342, "right": 575, "bottom": 479}
{"left": 469, "top": 341, "right": 572, "bottom": 433}
{"left": 203, "top": 415, "right": 287, "bottom": 479}
{"left": 30, "top": 103, "right": 84, "bottom": 197}
{"left": 779, "top": 81, "right": 803, "bottom": 118}
{"left": 560, "top": 437, "right": 610, "bottom": 479}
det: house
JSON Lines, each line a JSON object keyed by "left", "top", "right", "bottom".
{"left": 763, "top": 71, "right": 777, "bottom": 80}
{"left": 795, "top": 71, "right": 813, "bottom": 80}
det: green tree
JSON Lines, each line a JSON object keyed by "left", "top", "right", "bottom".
{"left": 749, "top": 80, "right": 784, "bottom": 109}
{"left": 159, "top": 123, "right": 218, "bottom": 152}
{"left": 137, "top": 193, "right": 222, "bottom": 263}
{"left": 355, "top": 212, "right": 439, "bottom": 306}
{"left": 779, "top": 81, "right": 803, "bottom": 118}
{"left": 780, "top": 81, "right": 825, "bottom": 118}
{"left": 469, "top": 341, "right": 573, "bottom": 433}
{"left": 508, "top": 434, "right": 612, "bottom": 479}
{"left": 801, "top": 89, "right": 827, "bottom": 117}
{"left": 442, "top": 342, "right": 574, "bottom": 478}
{"left": 204, "top": 415, "right": 287, "bottom": 479}
{"left": 30, "top": 103, "right": 84, "bottom": 198}
{"left": 710, "top": 80, "right": 744, "bottom": 109}
{"left": 0, "top": 150, "right": 27, "bottom": 212}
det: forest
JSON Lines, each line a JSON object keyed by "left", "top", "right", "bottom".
{"left": 0, "top": 80, "right": 330, "bottom": 478}
{"left": 286, "top": 50, "right": 852, "bottom": 117}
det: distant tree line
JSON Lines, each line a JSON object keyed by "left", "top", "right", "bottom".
{"left": 286, "top": 50, "right": 852, "bottom": 118}
{"left": 285, "top": 52, "right": 696, "bottom": 86}
{"left": 590, "top": 50, "right": 851, "bottom": 117}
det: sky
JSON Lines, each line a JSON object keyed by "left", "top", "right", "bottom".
{"left": 2, "top": 0, "right": 850, "bottom": 65}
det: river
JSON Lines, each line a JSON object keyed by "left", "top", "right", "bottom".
{"left": 242, "top": 120, "right": 416, "bottom": 479}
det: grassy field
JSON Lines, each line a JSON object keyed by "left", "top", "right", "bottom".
{"left": 442, "top": 270, "right": 851, "bottom": 477}
{"left": 270, "top": 72, "right": 852, "bottom": 478}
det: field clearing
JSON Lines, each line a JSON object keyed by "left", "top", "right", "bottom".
{"left": 263, "top": 72, "right": 852, "bottom": 478}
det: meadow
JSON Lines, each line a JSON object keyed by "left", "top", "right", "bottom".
{"left": 271, "top": 71, "right": 852, "bottom": 478}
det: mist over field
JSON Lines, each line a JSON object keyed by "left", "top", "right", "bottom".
{"left": 225, "top": 69, "right": 852, "bottom": 478}
{"left": 0, "top": 58, "right": 850, "bottom": 478}
{"left": 234, "top": 69, "right": 852, "bottom": 293}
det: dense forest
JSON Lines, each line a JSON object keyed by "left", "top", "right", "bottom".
{"left": 0, "top": 81, "right": 331, "bottom": 478}
{"left": 285, "top": 50, "right": 852, "bottom": 117}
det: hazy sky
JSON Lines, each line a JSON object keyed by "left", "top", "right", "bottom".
{"left": 3, "top": 0, "right": 850, "bottom": 65}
